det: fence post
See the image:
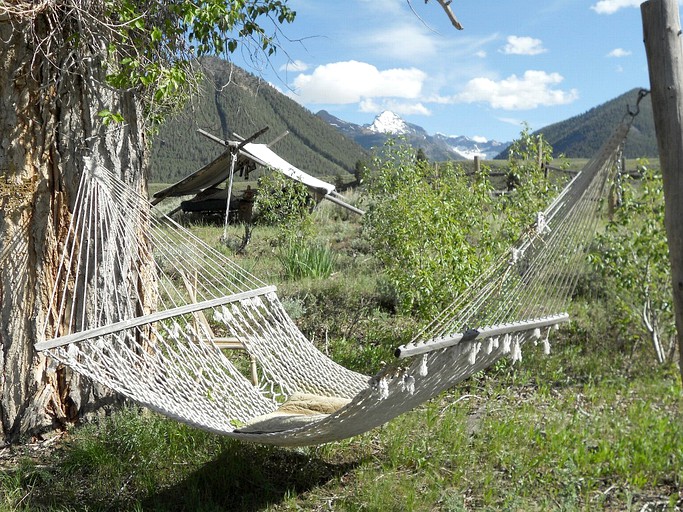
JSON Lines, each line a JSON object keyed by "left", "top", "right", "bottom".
{"left": 642, "top": 0, "right": 683, "bottom": 375}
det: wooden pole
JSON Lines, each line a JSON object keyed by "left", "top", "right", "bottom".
{"left": 642, "top": 0, "right": 683, "bottom": 376}
{"left": 473, "top": 155, "right": 481, "bottom": 175}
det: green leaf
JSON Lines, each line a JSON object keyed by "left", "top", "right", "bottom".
{"left": 151, "top": 26, "right": 162, "bottom": 43}
{"left": 97, "top": 110, "right": 125, "bottom": 125}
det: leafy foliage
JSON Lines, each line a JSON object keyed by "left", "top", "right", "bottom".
{"left": 499, "top": 123, "right": 559, "bottom": 237}
{"left": 27, "top": 0, "right": 296, "bottom": 127}
{"left": 253, "top": 172, "right": 311, "bottom": 230}
{"left": 254, "top": 173, "right": 338, "bottom": 279}
{"left": 590, "top": 161, "right": 675, "bottom": 362}
{"left": 110, "top": 0, "right": 294, "bottom": 109}
{"left": 362, "top": 130, "right": 566, "bottom": 319}
{"left": 362, "top": 140, "right": 497, "bottom": 318}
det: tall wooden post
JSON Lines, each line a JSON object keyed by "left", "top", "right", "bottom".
{"left": 642, "top": 0, "right": 683, "bottom": 377}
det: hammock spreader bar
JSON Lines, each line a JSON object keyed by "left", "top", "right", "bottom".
{"left": 394, "top": 312, "right": 570, "bottom": 359}
{"left": 37, "top": 285, "right": 277, "bottom": 351}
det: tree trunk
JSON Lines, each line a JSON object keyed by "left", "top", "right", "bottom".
{"left": 0, "top": 13, "right": 146, "bottom": 442}
{"left": 641, "top": 0, "right": 683, "bottom": 378}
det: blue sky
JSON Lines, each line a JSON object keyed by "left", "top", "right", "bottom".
{"left": 232, "top": 0, "right": 669, "bottom": 142}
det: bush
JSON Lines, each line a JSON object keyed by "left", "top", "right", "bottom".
{"left": 253, "top": 173, "right": 312, "bottom": 236}
{"left": 361, "top": 131, "right": 564, "bottom": 320}
{"left": 589, "top": 161, "right": 676, "bottom": 363}
{"left": 362, "top": 140, "right": 497, "bottom": 319}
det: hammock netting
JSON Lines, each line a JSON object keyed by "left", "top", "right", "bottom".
{"left": 36, "top": 120, "right": 631, "bottom": 446}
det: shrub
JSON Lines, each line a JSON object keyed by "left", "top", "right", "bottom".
{"left": 589, "top": 161, "right": 675, "bottom": 363}
{"left": 253, "top": 173, "right": 313, "bottom": 240}
{"left": 362, "top": 131, "right": 563, "bottom": 320}
{"left": 362, "top": 140, "right": 497, "bottom": 319}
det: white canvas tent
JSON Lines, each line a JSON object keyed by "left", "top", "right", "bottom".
{"left": 152, "top": 129, "right": 363, "bottom": 215}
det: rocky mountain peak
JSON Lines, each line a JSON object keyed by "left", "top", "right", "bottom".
{"left": 367, "top": 111, "right": 410, "bottom": 135}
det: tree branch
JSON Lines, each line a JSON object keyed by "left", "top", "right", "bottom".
{"left": 434, "top": 0, "right": 463, "bottom": 30}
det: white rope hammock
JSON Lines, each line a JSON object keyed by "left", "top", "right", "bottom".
{"left": 36, "top": 120, "right": 631, "bottom": 446}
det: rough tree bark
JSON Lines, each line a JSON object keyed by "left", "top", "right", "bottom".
{"left": 0, "top": 11, "right": 146, "bottom": 442}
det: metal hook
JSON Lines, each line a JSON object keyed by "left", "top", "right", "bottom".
{"left": 628, "top": 88, "right": 651, "bottom": 117}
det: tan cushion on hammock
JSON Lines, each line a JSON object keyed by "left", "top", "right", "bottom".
{"left": 277, "top": 393, "right": 351, "bottom": 415}
{"left": 235, "top": 393, "right": 351, "bottom": 434}
{"left": 235, "top": 412, "right": 328, "bottom": 434}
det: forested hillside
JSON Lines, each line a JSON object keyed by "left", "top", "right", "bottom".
{"left": 151, "top": 66, "right": 657, "bottom": 183}
{"left": 149, "top": 57, "right": 369, "bottom": 184}
{"left": 499, "top": 88, "right": 657, "bottom": 159}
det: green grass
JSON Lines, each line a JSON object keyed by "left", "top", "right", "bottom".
{"left": 2, "top": 181, "right": 682, "bottom": 511}
{"left": 1, "top": 335, "right": 681, "bottom": 511}
{"left": 278, "top": 239, "right": 337, "bottom": 280}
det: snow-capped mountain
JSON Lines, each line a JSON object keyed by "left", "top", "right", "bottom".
{"left": 440, "top": 134, "right": 508, "bottom": 161}
{"left": 367, "top": 111, "right": 411, "bottom": 135}
{"left": 316, "top": 110, "right": 509, "bottom": 161}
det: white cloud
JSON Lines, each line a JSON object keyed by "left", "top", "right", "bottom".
{"left": 590, "top": 0, "right": 643, "bottom": 14}
{"left": 289, "top": 61, "right": 427, "bottom": 104}
{"left": 475, "top": 50, "right": 487, "bottom": 58}
{"left": 360, "top": 98, "right": 431, "bottom": 116}
{"left": 357, "top": 23, "right": 439, "bottom": 62}
{"left": 454, "top": 70, "right": 579, "bottom": 110}
{"left": 501, "top": 36, "right": 547, "bottom": 56}
{"left": 607, "top": 48, "right": 632, "bottom": 58}
{"left": 279, "top": 60, "right": 309, "bottom": 73}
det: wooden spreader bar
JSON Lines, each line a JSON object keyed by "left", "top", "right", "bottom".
{"left": 395, "top": 313, "right": 570, "bottom": 359}
{"left": 36, "top": 286, "right": 276, "bottom": 351}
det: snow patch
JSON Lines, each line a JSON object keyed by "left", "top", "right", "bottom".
{"left": 450, "top": 145, "right": 488, "bottom": 160}
{"left": 367, "top": 111, "right": 409, "bottom": 135}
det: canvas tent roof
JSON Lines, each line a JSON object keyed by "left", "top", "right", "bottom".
{"left": 151, "top": 142, "right": 335, "bottom": 206}
{"left": 243, "top": 143, "right": 336, "bottom": 194}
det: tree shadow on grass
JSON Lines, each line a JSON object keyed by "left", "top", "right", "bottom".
{"left": 140, "top": 441, "right": 360, "bottom": 512}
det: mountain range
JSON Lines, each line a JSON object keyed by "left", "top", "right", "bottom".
{"left": 518, "top": 88, "right": 657, "bottom": 159}
{"left": 316, "top": 110, "right": 509, "bottom": 161}
{"left": 319, "top": 87, "right": 658, "bottom": 162}
{"left": 149, "top": 57, "right": 659, "bottom": 185}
